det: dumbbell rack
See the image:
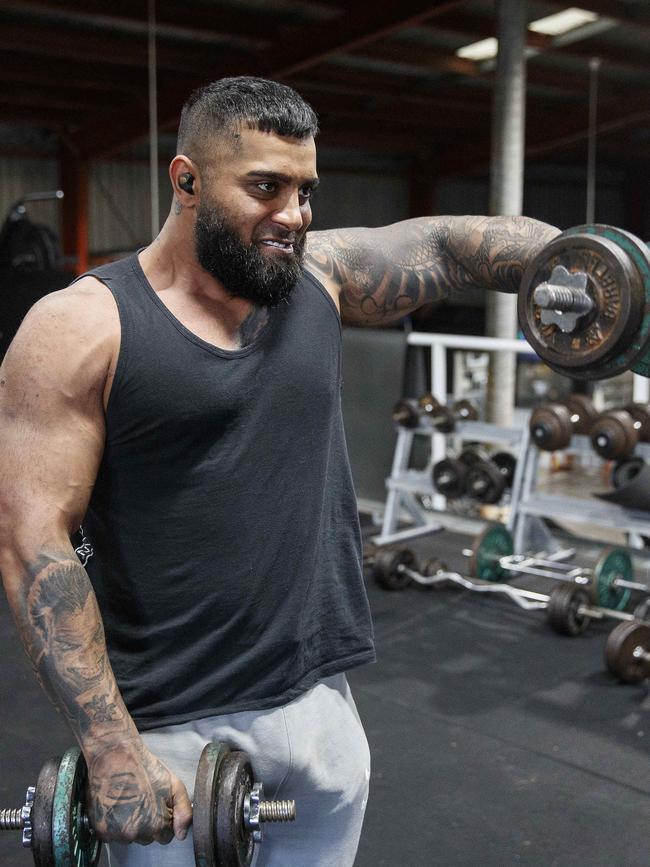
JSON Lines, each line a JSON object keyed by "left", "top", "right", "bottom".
{"left": 511, "top": 433, "right": 650, "bottom": 555}
{"left": 374, "top": 418, "right": 527, "bottom": 546}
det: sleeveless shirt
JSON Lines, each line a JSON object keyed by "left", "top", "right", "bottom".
{"left": 79, "top": 253, "right": 375, "bottom": 730}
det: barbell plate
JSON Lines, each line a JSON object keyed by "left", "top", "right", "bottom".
{"left": 372, "top": 548, "right": 416, "bottom": 591}
{"left": 466, "top": 460, "right": 506, "bottom": 504}
{"left": 491, "top": 452, "right": 517, "bottom": 488}
{"left": 31, "top": 756, "right": 61, "bottom": 867}
{"left": 561, "top": 394, "right": 598, "bottom": 434}
{"left": 215, "top": 751, "right": 256, "bottom": 867}
{"left": 529, "top": 404, "right": 573, "bottom": 451}
{"left": 194, "top": 742, "right": 231, "bottom": 867}
{"left": 546, "top": 585, "right": 590, "bottom": 636}
{"left": 518, "top": 226, "right": 650, "bottom": 380}
{"left": 432, "top": 457, "right": 468, "bottom": 498}
{"left": 469, "top": 524, "right": 513, "bottom": 582}
{"left": 590, "top": 410, "right": 638, "bottom": 460}
{"left": 51, "top": 747, "right": 101, "bottom": 867}
{"left": 605, "top": 621, "right": 650, "bottom": 683}
{"left": 593, "top": 548, "right": 632, "bottom": 612}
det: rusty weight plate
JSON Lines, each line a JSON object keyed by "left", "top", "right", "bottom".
{"left": 518, "top": 225, "right": 650, "bottom": 380}
{"left": 561, "top": 394, "right": 598, "bottom": 434}
{"left": 605, "top": 621, "right": 650, "bottom": 683}
{"left": 529, "top": 403, "right": 573, "bottom": 451}
{"left": 590, "top": 410, "right": 638, "bottom": 459}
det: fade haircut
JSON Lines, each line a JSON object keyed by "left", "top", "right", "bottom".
{"left": 177, "top": 76, "right": 319, "bottom": 164}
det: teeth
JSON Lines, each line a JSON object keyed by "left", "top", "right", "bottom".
{"left": 263, "top": 240, "right": 291, "bottom": 248}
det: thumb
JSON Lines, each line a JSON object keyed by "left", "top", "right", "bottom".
{"left": 170, "top": 777, "right": 194, "bottom": 841}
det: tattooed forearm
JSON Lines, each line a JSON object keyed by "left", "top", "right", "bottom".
{"left": 305, "top": 215, "right": 559, "bottom": 326}
{"left": 18, "top": 551, "right": 136, "bottom": 750}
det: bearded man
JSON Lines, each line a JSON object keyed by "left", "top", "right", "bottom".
{"left": 0, "top": 76, "right": 558, "bottom": 867}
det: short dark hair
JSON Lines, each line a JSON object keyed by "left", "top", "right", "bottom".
{"left": 177, "top": 76, "right": 319, "bottom": 161}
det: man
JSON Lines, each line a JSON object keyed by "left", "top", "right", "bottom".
{"left": 0, "top": 77, "right": 558, "bottom": 866}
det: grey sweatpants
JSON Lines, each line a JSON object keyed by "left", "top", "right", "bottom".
{"left": 106, "top": 674, "right": 371, "bottom": 867}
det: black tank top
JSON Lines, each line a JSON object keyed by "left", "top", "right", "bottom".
{"left": 80, "top": 253, "right": 375, "bottom": 730}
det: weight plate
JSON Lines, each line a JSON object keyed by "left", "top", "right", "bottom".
{"left": 605, "top": 621, "right": 650, "bottom": 683}
{"left": 519, "top": 227, "right": 650, "bottom": 380}
{"left": 32, "top": 756, "right": 61, "bottom": 867}
{"left": 432, "top": 458, "right": 468, "bottom": 498}
{"left": 529, "top": 404, "right": 573, "bottom": 451}
{"left": 624, "top": 403, "right": 650, "bottom": 442}
{"left": 612, "top": 456, "right": 645, "bottom": 489}
{"left": 469, "top": 524, "right": 513, "bottom": 582}
{"left": 418, "top": 392, "right": 441, "bottom": 415}
{"left": 459, "top": 449, "right": 484, "bottom": 467}
{"left": 194, "top": 742, "right": 232, "bottom": 867}
{"left": 491, "top": 452, "right": 517, "bottom": 488}
{"left": 215, "top": 751, "right": 256, "bottom": 867}
{"left": 418, "top": 557, "right": 448, "bottom": 588}
{"left": 546, "top": 584, "right": 590, "bottom": 636}
{"left": 51, "top": 747, "right": 101, "bottom": 867}
{"left": 561, "top": 394, "right": 598, "bottom": 434}
{"left": 372, "top": 548, "right": 416, "bottom": 591}
{"left": 590, "top": 410, "right": 638, "bottom": 459}
{"left": 392, "top": 398, "right": 420, "bottom": 428}
{"left": 431, "top": 405, "right": 456, "bottom": 433}
{"left": 466, "top": 460, "right": 506, "bottom": 504}
{"left": 593, "top": 547, "right": 632, "bottom": 611}
{"left": 452, "top": 399, "right": 478, "bottom": 421}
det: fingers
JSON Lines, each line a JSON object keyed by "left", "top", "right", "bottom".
{"left": 170, "top": 776, "right": 194, "bottom": 841}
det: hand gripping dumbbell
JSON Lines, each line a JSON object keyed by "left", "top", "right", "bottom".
{"left": 528, "top": 393, "right": 598, "bottom": 451}
{"left": 589, "top": 403, "right": 650, "bottom": 459}
{"left": 518, "top": 224, "right": 650, "bottom": 381}
{"left": 0, "top": 743, "right": 295, "bottom": 867}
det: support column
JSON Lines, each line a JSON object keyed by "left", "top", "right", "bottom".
{"left": 485, "top": 0, "right": 528, "bottom": 424}
{"left": 59, "top": 148, "right": 89, "bottom": 276}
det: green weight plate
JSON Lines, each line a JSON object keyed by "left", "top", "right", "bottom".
{"left": 32, "top": 756, "right": 61, "bottom": 867}
{"left": 194, "top": 742, "right": 232, "bottom": 867}
{"left": 469, "top": 524, "right": 513, "bottom": 582}
{"left": 605, "top": 621, "right": 650, "bottom": 683}
{"left": 52, "top": 748, "right": 101, "bottom": 867}
{"left": 519, "top": 225, "right": 650, "bottom": 381}
{"left": 594, "top": 548, "right": 632, "bottom": 611}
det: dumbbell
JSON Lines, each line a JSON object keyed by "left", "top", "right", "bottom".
{"left": 371, "top": 548, "right": 447, "bottom": 591}
{"left": 518, "top": 224, "right": 650, "bottom": 381}
{"left": 417, "top": 394, "right": 478, "bottom": 432}
{"left": 528, "top": 393, "right": 598, "bottom": 451}
{"left": 431, "top": 449, "right": 481, "bottom": 498}
{"left": 433, "top": 450, "right": 515, "bottom": 503}
{"left": 590, "top": 403, "right": 650, "bottom": 459}
{"left": 0, "top": 743, "right": 295, "bottom": 867}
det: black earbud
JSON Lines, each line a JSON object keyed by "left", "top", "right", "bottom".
{"left": 179, "top": 172, "right": 195, "bottom": 194}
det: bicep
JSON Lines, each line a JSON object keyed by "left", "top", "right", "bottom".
{"left": 0, "top": 296, "right": 108, "bottom": 565}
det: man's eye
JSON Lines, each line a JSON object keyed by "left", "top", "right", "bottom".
{"left": 257, "top": 182, "right": 276, "bottom": 193}
{"left": 299, "top": 187, "right": 315, "bottom": 200}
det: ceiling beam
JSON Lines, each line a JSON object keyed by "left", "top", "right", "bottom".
{"left": 68, "top": 0, "right": 471, "bottom": 160}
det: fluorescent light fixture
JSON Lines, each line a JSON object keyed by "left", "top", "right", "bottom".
{"left": 456, "top": 37, "right": 498, "bottom": 61}
{"left": 529, "top": 7, "right": 599, "bottom": 36}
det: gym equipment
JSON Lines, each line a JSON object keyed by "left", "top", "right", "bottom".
{"left": 432, "top": 450, "right": 516, "bottom": 503}
{"left": 612, "top": 456, "right": 645, "bottom": 489}
{"left": 0, "top": 191, "right": 64, "bottom": 274}
{"left": 193, "top": 742, "right": 295, "bottom": 867}
{"left": 589, "top": 405, "right": 650, "bottom": 459}
{"left": 0, "top": 747, "right": 101, "bottom": 866}
{"left": 518, "top": 225, "right": 650, "bottom": 381}
{"left": 605, "top": 621, "right": 650, "bottom": 683}
{"left": 529, "top": 394, "right": 598, "bottom": 451}
{"left": 0, "top": 743, "right": 295, "bottom": 867}
{"left": 418, "top": 394, "right": 478, "bottom": 432}
{"left": 391, "top": 395, "right": 478, "bottom": 431}
{"left": 431, "top": 449, "right": 483, "bottom": 499}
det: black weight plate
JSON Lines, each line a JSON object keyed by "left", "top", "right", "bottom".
{"left": 590, "top": 410, "right": 638, "bottom": 459}
{"left": 372, "top": 548, "right": 416, "bottom": 591}
{"left": 546, "top": 585, "right": 590, "bottom": 636}
{"left": 466, "top": 460, "right": 506, "bottom": 504}
{"left": 31, "top": 756, "right": 61, "bottom": 867}
{"left": 432, "top": 458, "right": 468, "bottom": 498}
{"left": 452, "top": 399, "right": 478, "bottom": 421}
{"left": 612, "top": 456, "right": 645, "bottom": 489}
{"left": 431, "top": 405, "right": 456, "bottom": 433}
{"left": 194, "top": 742, "right": 231, "bottom": 867}
{"left": 529, "top": 404, "right": 573, "bottom": 451}
{"left": 562, "top": 394, "right": 598, "bottom": 434}
{"left": 624, "top": 404, "right": 650, "bottom": 441}
{"left": 518, "top": 228, "right": 646, "bottom": 379}
{"left": 459, "top": 449, "right": 484, "bottom": 467}
{"left": 491, "top": 452, "right": 516, "bottom": 488}
{"left": 215, "top": 752, "right": 255, "bottom": 867}
{"left": 392, "top": 398, "right": 420, "bottom": 428}
{"left": 418, "top": 392, "right": 442, "bottom": 415}
{"left": 605, "top": 621, "right": 650, "bottom": 683}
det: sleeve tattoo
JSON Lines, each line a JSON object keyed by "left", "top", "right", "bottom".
{"left": 304, "top": 215, "right": 559, "bottom": 326}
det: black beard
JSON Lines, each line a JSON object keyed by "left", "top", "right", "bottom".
{"left": 194, "top": 201, "right": 305, "bottom": 307}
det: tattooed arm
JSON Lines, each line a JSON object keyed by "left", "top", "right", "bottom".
{"left": 304, "top": 215, "right": 560, "bottom": 326}
{"left": 0, "top": 283, "right": 192, "bottom": 845}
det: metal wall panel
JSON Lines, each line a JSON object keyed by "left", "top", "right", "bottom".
{"left": 0, "top": 158, "right": 60, "bottom": 232}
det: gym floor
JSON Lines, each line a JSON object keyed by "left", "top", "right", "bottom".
{"left": 1, "top": 524, "right": 649, "bottom": 866}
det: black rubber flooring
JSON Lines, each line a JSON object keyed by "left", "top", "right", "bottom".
{"left": 1, "top": 526, "right": 650, "bottom": 866}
